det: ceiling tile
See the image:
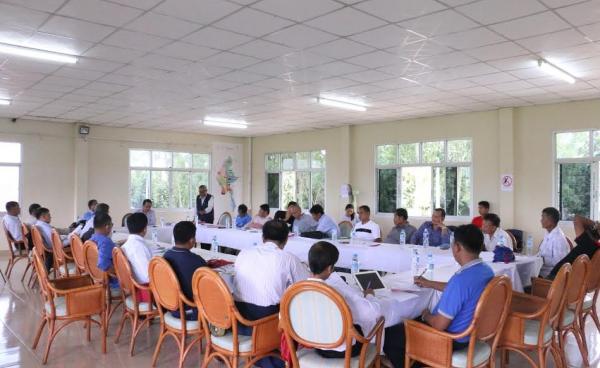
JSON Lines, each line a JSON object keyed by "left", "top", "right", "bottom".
{"left": 417, "top": 51, "right": 479, "bottom": 69}
{"left": 517, "top": 28, "right": 588, "bottom": 52}
{"left": 251, "top": 0, "right": 343, "bottom": 22}
{"left": 83, "top": 44, "right": 146, "bottom": 63}
{"left": 230, "top": 39, "right": 294, "bottom": 60}
{"left": 579, "top": 22, "right": 600, "bottom": 41}
{"left": 399, "top": 9, "right": 479, "bottom": 37}
{"left": 457, "top": 0, "right": 546, "bottom": 25}
{"left": 154, "top": 0, "right": 241, "bottom": 24}
{"left": 308, "top": 38, "right": 375, "bottom": 59}
{"left": 354, "top": 0, "right": 446, "bottom": 22}
{"left": 265, "top": 25, "right": 338, "bottom": 49}
{"left": 0, "top": 3, "right": 49, "bottom": 30}
{"left": 106, "top": 0, "right": 163, "bottom": 10}
{"left": 307, "top": 7, "right": 387, "bottom": 36}
{"left": 556, "top": 0, "right": 600, "bottom": 26}
{"left": 313, "top": 61, "right": 366, "bottom": 77}
{"left": 58, "top": 0, "right": 143, "bottom": 27}
{"left": 203, "top": 51, "right": 261, "bottom": 69}
{"left": 490, "top": 12, "right": 571, "bottom": 39}
{"left": 39, "top": 15, "right": 116, "bottom": 43}
{"left": 125, "top": 12, "right": 201, "bottom": 39}
{"left": 153, "top": 41, "right": 219, "bottom": 61}
{"left": 183, "top": 26, "right": 253, "bottom": 50}
{"left": 53, "top": 67, "right": 106, "bottom": 81}
{"left": 131, "top": 53, "right": 192, "bottom": 71}
{"left": 433, "top": 27, "right": 506, "bottom": 50}
{"left": 102, "top": 30, "right": 171, "bottom": 52}
{"left": 347, "top": 50, "right": 399, "bottom": 68}
{"left": 24, "top": 32, "right": 93, "bottom": 55}
{"left": 344, "top": 69, "right": 394, "bottom": 83}
{"left": 464, "top": 41, "right": 530, "bottom": 61}
{"left": 1, "top": 0, "right": 65, "bottom": 12}
{"left": 214, "top": 8, "right": 293, "bottom": 37}
{"left": 468, "top": 72, "right": 519, "bottom": 85}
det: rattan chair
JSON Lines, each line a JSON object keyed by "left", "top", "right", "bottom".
{"left": 280, "top": 280, "right": 384, "bottom": 368}
{"left": 192, "top": 267, "right": 280, "bottom": 368}
{"left": 3, "top": 222, "right": 30, "bottom": 280}
{"left": 21, "top": 224, "right": 36, "bottom": 286}
{"left": 338, "top": 221, "right": 354, "bottom": 238}
{"left": 69, "top": 234, "right": 87, "bottom": 275}
{"left": 30, "top": 225, "right": 56, "bottom": 278}
{"left": 50, "top": 230, "right": 76, "bottom": 277}
{"left": 217, "top": 212, "right": 232, "bottom": 228}
{"left": 581, "top": 251, "right": 600, "bottom": 345}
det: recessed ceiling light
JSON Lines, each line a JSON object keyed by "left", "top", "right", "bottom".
{"left": 317, "top": 95, "right": 368, "bottom": 112}
{"left": 537, "top": 59, "right": 575, "bottom": 84}
{"left": 0, "top": 99, "right": 10, "bottom": 106}
{"left": 203, "top": 116, "right": 248, "bottom": 129}
{"left": 0, "top": 43, "right": 78, "bottom": 64}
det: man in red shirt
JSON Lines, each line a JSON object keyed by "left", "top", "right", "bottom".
{"left": 471, "top": 201, "right": 490, "bottom": 229}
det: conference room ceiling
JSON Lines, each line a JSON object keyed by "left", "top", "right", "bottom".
{"left": 0, "top": 0, "right": 600, "bottom": 136}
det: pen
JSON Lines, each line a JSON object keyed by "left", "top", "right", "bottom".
{"left": 366, "top": 281, "right": 371, "bottom": 290}
{"left": 418, "top": 269, "right": 427, "bottom": 278}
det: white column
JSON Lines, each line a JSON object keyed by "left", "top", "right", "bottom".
{"left": 498, "top": 108, "right": 515, "bottom": 228}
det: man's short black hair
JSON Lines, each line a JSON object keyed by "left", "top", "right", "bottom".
{"left": 263, "top": 219, "right": 289, "bottom": 244}
{"left": 454, "top": 224, "right": 484, "bottom": 254}
{"left": 483, "top": 213, "right": 501, "bottom": 228}
{"left": 434, "top": 208, "right": 446, "bottom": 219}
{"left": 29, "top": 203, "right": 41, "bottom": 215}
{"left": 173, "top": 221, "right": 196, "bottom": 245}
{"left": 259, "top": 204, "right": 270, "bottom": 213}
{"left": 287, "top": 201, "right": 298, "bottom": 209}
{"left": 273, "top": 210, "right": 286, "bottom": 221}
{"left": 142, "top": 199, "right": 152, "bottom": 206}
{"left": 238, "top": 204, "right": 248, "bottom": 214}
{"left": 95, "top": 203, "right": 109, "bottom": 215}
{"left": 395, "top": 208, "right": 408, "bottom": 220}
{"left": 542, "top": 207, "right": 560, "bottom": 225}
{"left": 478, "top": 201, "right": 490, "bottom": 209}
{"left": 36, "top": 207, "right": 49, "bottom": 219}
{"left": 309, "top": 204, "right": 324, "bottom": 215}
{"left": 94, "top": 213, "right": 112, "bottom": 228}
{"left": 308, "top": 241, "right": 339, "bottom": 275}
{"left": 358, "top": 205, "right": 370, "bottom": 213}
{"left": 88, "top": 199, "right": 97, "bottom": 209}
{"left": 5, "top": 201, "right": 18, "bottom": 212}
{"left": 127, "top": 212, "right": 148, "bottom": 234}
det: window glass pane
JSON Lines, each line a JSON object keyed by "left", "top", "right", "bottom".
{"left": 192, "top": 153, "right": 210, "bottom": 170}
{"left": 556, "top": 131, "right": 590, "bottom": 159}
{"left": 447, "top": 140, "right": 471, "bottom": 163}
{"left": 401, "top": 166, "right": 432, "bottom": 217}
{"left": 173, "top": 152, "right": 191, "bottom": 169}
{"left": 130, "top": 150, "right": 150, "bottom": 167}
{"left": 281, "top": 153, "right": 295, "bottom": 170}
{"left": 378, "top": 169, "right": 397, "bottom": 213}
{"left": 191, "top": 172, "right": 209, "bottom": 194}
{"left": 433, "top": 167, "right": 458, "bottom": 216}
{"left": 266, "top": 153, "right": 280, "bottom": 171}
{"left": 0, "top": 166, "right": 19, "bottom": 205}
{"left": 458, "top": 167, "right": 471, "bottom": 216}
{"left": 594, "top": 131, "right": 600, "bottom": 157}
{"left": 296, "top": 152, "right": 310, "bottom": 170}
{"left": 311, "top": 150, "right": 326, "bottom": 169}
{"left": 152, "top": 151, "right": 172, "bottom": 168}
{"left": 377, "top": 145, "right": 397, "bottom": 166}
{"left": 422, "top": 141, "right": 444, "bottom": 163}
{"left": 311, "top": 171, "right": 325, "bottom": 207}
{"left": 129, "top": 170, "right": 149, "bottom": 209}
{"left": 296, "top": 171, "right": 310, "bottom": 210}
{"left": 151, "top": 171, "right": 170, "bottom": 208}
{"left": 281, "top": 171, "right": 296, "bottom": 207}
{"left": 398, "top": 143, "right": 418, "bottom": 164}
{"left": 267, "top": 173, "right": 280, "bottom": 208}
{"left": 0, "top": 142, "right": 21, "bottom": 163}
{"left": 559, "top": 163, "right": 591, "bottom": 220}
{"left": 172, "top": 172, "right": 191, "bottom": 208}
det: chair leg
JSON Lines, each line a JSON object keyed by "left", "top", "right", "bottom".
{"left": 537, "top": 347, "right": 546, "bottom": 368}
{"left": 571, "top": 324, "right": 590, "bottom": 367}
{"left": 32, "top": 318, "right": 47, "bottom": 350}
{"left": 86, "top": 318, "right": 92, "bottom": 342}
{"left": 5, "top": 259, "right": 14, "bottom": 279}
{"left": 129, "top": 315, "right": 139, "bottom": 356}
{"left": 550, "top": 344, "right": 563, "bottom": 368}
{"left": 42, "top": 319, "right": 56, "bottom": 364}
{"left": 591, "top": 308, "right": 600, "bottom": 332}
{"left": 0, "top": 269, "right": 6, "bottom": 283}
{"left": 21, "top": 260, "right": 32, "bottom": 282}
{"left": 114, "top": 310, "right": 128, "bottom": 344}
{"left": 151, "top": 329, "right": 167, "bottom": 367}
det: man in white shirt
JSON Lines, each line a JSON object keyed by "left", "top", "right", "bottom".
{"left": 26, "top": 203, "right": 41, "bottom": 227}
{"left": 75, "top": 203, "right": 109, "bottom": 241}
{"left": 247, "top": 204, "right": 272, "bottom": 229}
{"left": 352, "top": 205, "right": 382, "bottom": 242}
{"left": 196, "top": 185, "right": 214, "bottom": 224}
{"left": 35, "top": 207, "right": 69, "bottom": 271}
{"left": 136, "top": 199, "right": 156, "bottom": 226}
{"left": 288, "top": 203, "right": 317, "bottom": 234}
{"left": 538, "top": 207, "right": 570, "bottom": 278}
{"left": 3, "top": 201, "right": 23, "bottom": 242}
{"left": 121, "top": 212, "right": 154, "bottom": 284}
{"left": 482, "top": 213, "right": 512, "bottom": 251}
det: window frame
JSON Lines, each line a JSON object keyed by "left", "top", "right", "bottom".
{"left": 128, "top": 149, "right": 211, "bottom": 210}
{"left": 264, "top": 150, "right": 327, "bottom": 211}
{"left": 374, "top": 139, "right": 473, "bottom": 219}
{"left": 0, "top": 141, "right": 22, "bottom": 214}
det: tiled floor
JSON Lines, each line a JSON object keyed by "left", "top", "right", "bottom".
{"left": 0, "top": 258, "right": 591, "bottom": 367}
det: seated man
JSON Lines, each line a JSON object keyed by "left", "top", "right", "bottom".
{"left": 385, "top": 208, "right": 417, "bottom": 244}
{"left": 285, "top": 201, "right": 298, "bottom": 229}
{"left": 471, "top": 201, "right": 489, "bottom": 229}
{"left": 75, "top": 203, "right": 109, "bottom": 241}
{"left": 308, "top": 204, "right": 338, "bottom": 238}
{"left": 384, "top": 224, "right": 494, "bottom": 368}
{"left": 136, "top": 199, "right": 156, "bottom": 226}
{"left": 548, "top": 214, "right": 600, "bottom": 279}
{"left": 35, "top": 207, "right": 70, "bottom": 271}
{"left": 411, "top": 208, "right": 450, "bottom": 247}
{"left": 537, "top": 207, "right": 570, "bottom": 278}
{"left": 288, "top": 203, "right": 317, "bottom": 234}
{"left": 27, "top": 203, "right": 41, "bottom": 227}
{"left": 3, "top": 201, "right": 24, "bottom": 246}
{"left": 235, "top": 204, "right": 252, "bottom": 229}
{"left": 248, "top": 204, "right": 272, "bottom": 229}
{"left": 352, "top": 205, "right": 381, "bottom": 242}
{"left": 90, "top": 213, "right": 119, "bottom": 289}
{"left": 482, "top": 213, "right": 512, "bottom": 251}
{"left": 163, "top": 221, "right": 207, "bottom": 320}
{"left": 121, "top": 213, "right": 154, "bottom": 294}
{"left": 80, "top": 199, "right": 97, "bottom": 221}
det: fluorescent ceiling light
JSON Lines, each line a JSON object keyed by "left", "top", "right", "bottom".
{"left": 317, "top": 95, "right": 367, "bottom": 112}
{"left": 203, "top": 117, "right": 248, "bottom": 129}
{"left": 0, "top": 99, "right": 10, "bottom": 106}
{"left": 537, "top": 59, "right": 575, "bottom": 84}
{"left": 0, "top": 43, "right": 78, "bottom": 64}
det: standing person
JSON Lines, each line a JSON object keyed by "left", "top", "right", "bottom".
{"left": 136, "top": 199, "right": 156, "bottom": 226}
{"left": 196, "top": 185, "right": 214, "bottom": 224}
{"left": 482, "top": 213, "right": 512, "bottom": 251}
{"left": 341, "top": 204, "right": 359, "bottom": 225}
{"left": 3, "top": 201, "right": 23, "bottom": 244}
{"left": 537, "top": 207, "right": 570, "bottom": 278}
{"left": 235, "top": 204, "right": 252, "bottom": 229}
{"left": 80, "top": 199, "right": 97, "bottom": 221}
{"left": 248, "top": 204, "right": 272, "bottom": 229}
{"left": 352, "top": 205, "right": 382, "bottom": 242}
{"left": 309, "top": 204, "right": 338, "bottom": 238}
{"left": 471, "top": 201, "right": 490, "bottom": 229}
{"left": 385, "top": 208, "right": 417, "bottom": 244}
{"left": 411, "top": 208, "right": 451, "bottom": 247}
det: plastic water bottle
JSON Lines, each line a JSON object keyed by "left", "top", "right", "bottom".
{"left": 160, "top": 217, "right": 165, "bottom": 227}
{"left": 427, "top": 253, "right": 434, "bottom": 278}
{"left": 526, "top": 235, "right": 534, "bottom": 256}
{"left": 151, "top": 229, "right": 158, "bottom": 244}
{"left": 293, "top": 223, "right": 299, "bottom": 236}
{"left": 498, "top": 233, "right": 505, "bottom": 248}
{"left": 211, "top": 236, "right": 219, "bottom": 254}
{"left": 449, "top": 231, "right": 454, "bottom": 246}
{"left": 252, "top": 242, "right": 258, "bottom": 247}
{"left": 423, "top": 228, "right": 430, "bottom": 248}
{"left": 331, "top": 229, "right": 338, "bottom": 242}
{"left": 351, "top": 253, "right": 360, "bottom": 275}
{"left": 350, "top": 229, "right": 357, "bottom": 244}
{"left": 399, "top": 229, "right": 406, "bottom": 245}
{"left": 411, "top": 248, "right": 420, "bottom": 277}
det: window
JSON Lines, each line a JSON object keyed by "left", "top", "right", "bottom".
{"left": 129, "top": 150, "right": 210, "bottom": 209}
{"left": 555, "top": 130, "right": 600, "bottom": 220}
{"left": 265, "top": 150, "right": 326, "bottom": 210}
{"left": 376, "top": 140, "right": 472, "bottom": 217}
{"left": 0, "top": 142, "right": 21, "bottom": 210}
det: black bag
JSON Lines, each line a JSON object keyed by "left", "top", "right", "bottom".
{"left": 300, "top": 231, "right": 327, "bottom": 239}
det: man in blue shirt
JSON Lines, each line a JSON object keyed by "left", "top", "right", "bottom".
{"left": 383, "top": 224, "right": 494, "bottom": 367}
{"left": 90, "top": 213, "right": 119, "bottom": 289}
{"left": 163, "top": 221, "right": 207, "bottom": 320}
{"left": 80, "top": 199, "right": 97, "bottom": 221}
{"left": 235, "top": 204, "right": 252, "bottom": 229}
{"left": 309, "top": 204, "right": 338, "bottom": 238}
{"left": 410, "top": 208, "right": 451, "bottom": 246}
